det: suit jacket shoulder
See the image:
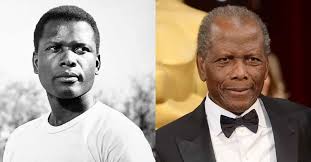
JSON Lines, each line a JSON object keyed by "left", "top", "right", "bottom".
{"left": 157, "top": 102, "right": 205, "bottom": 139}
{"left": 156, "top": 99, "right": 216, "bottom": 162}
{"left": 261, "top": 96, "right": 311, "bottom": 162}
{"left": 261, "top": 95, "right": 311, "bottom": 121}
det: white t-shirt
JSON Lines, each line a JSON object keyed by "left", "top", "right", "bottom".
{"left": 3, "top": 102, "right": 155, "bottom": 162}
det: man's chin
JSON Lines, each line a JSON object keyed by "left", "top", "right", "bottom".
{"left": 52, "top": 89, "right": 84, "bottom": 99}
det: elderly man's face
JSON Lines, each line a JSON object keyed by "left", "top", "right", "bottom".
{"left": 33, "top": 20, "right": 100, "bottom": 99}
{"left": 197, "top": 17, "right": 268, "bottom": 113}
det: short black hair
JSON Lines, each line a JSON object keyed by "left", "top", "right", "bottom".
{"left": 34, "top": 5, "right": 100, "bottom": 53}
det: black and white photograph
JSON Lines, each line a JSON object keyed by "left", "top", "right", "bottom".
{"left": 0, "top": 0, "right": 155, "bottom": 161}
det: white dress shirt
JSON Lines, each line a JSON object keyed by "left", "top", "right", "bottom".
{"left": 205, "top": 96, "right": 277, "bottom": 162}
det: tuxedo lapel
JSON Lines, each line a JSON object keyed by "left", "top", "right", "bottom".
{"left": 176, "top": 134, "right": 215, "bottom": 162}
{"left": 176, "top": 99, "right": 216, "bottom": 162}
{"left": 261, "top": 96, "right": 298, "bottom": 162}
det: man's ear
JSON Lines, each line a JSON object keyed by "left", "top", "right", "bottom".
{"left": 32, "top": 52, "right": 39, "bottom": 74}
{"left": 95, "top": 54, "right": 101, "bottom": 75}
{"left": 196, "top": 54, "right": 207, "bottom": 81}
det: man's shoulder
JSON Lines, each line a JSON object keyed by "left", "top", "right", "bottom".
{"left": 5, "top": 114, "right": 48, "bottom": 152}
{"left": 93, "top": 102, "right": 137, "bottom": 125}
{"left": 155, "top": 102, "right": 206, "bottom": 162}
{"left": 8, "top": 114, "right": 47, "bottom": 140}
{"left": 92, "top": 102, "right": 145, "bottom": 136}
{"left": 157, "top": 111, "right": 193, "bottom": 134}
{"left": 157, "top": 103, "right": 204, "bottom": 139}
{"left": 262, "top": 96, "right": 311, "bottom": 113}
{"left": 90, "top": 102, "right": 154, "bottom": 161}
{"left": 261, "top": 96, "right": 311, "bottom": 122}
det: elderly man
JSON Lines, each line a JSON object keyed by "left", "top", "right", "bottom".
{"left": 156, "top": 5, "right": 311, "bottom": 162}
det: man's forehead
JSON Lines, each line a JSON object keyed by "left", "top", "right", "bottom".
{"left": 41, "top": 20, "right": 94, "bottom": 39}
{"left": 212, "top": 16, "right": 260, "bottom": 31}
{"left": 210, "top": 16, "right": 263, "bottom": 41}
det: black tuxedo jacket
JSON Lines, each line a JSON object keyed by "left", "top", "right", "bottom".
{"left": 156, "top": 96, "right": 311, "bottom": 162}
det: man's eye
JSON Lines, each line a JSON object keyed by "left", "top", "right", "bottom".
{"left": 217, "top": 57, "right": 230, "bottom": 64}
{"left": 74, "top": 47, "right": 90, "bottom": 54}
{"left": 246, "top": 57, "right": 261, "bottom": 65}
{"left": 46, "top": 46, "right": 61, "bottom": 53}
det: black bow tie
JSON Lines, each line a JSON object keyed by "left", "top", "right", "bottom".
{"left": 220, "top": 109, "right": 259, "bottom": 138}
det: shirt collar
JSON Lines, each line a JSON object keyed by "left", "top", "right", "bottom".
{"left": 204, "top": 94, "right": 271, "bottom": 137}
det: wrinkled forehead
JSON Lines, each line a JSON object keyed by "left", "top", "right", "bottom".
{"left": 210, "top": 16, "right": 263, "bottom": 42}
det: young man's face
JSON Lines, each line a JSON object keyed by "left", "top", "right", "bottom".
{"left": 33, "top": 20, "right": 100, "bottom": 99}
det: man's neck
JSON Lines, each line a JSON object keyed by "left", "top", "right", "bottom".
{"left": 47, "top": 92, "right": 95, "bottom": 126}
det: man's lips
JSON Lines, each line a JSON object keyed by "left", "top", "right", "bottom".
{"left": 55, "top": 72, "right": 80, "bottom": 83}
{"left": 226, "top": 87, "right": 250, "bottom": 92}
{"left": 225, "top": 87, "right": 251, "bottom": 95}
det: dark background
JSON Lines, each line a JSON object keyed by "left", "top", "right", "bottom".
{"left": 184, "top": 0, "right": 311, "bottom": 107}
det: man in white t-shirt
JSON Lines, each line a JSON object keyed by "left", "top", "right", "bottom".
{"left": 4, "top": 5, "right": 155, "bottom": 162}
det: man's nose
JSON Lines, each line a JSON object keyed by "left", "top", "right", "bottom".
{"left": 59, "top": 49, "right": 77, "bottom": 67}
{"left": 230, "top": 61, "right": 248, "bottom": 80}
